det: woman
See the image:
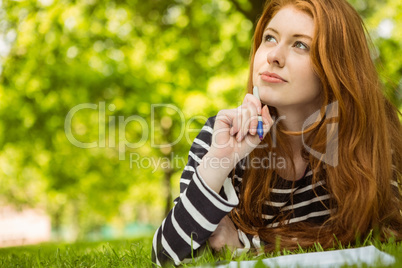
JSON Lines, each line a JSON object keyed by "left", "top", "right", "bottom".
{"left": 152, "top": 0, "right": 402, "bottom": 266}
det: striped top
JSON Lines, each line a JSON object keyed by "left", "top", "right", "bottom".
{"left": 152, "top": 116, "right": 331, "bottom": 266}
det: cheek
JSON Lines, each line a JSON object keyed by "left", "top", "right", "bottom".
{"left": 307, "top": 70, "right": 321, "bottom": 94}
{"left": 305, "top": 74, "right": 322, "bottom": 100}
{"left": 253, "top": 48, "right": 265, "bottom": 67}
{"left": 297, "top": 60, "right": 320, "bottom": 93}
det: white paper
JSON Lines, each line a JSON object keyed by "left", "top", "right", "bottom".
{"left": 210, "top": 246, "right": 395, "bottom": 268}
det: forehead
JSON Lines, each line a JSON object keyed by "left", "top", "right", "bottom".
{"left": 266, "top": 6, "right": 314, "bottom": 36}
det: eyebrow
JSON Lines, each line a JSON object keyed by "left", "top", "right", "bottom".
{"left": 265, "top": 27, "right": 312, "bottom": 40}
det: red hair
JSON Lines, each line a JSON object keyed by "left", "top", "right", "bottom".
{"left": 231, "top": 0, "right": 402, "bottom": 251}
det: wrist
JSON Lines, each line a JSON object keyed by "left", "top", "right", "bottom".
{"left": 201, "top": 152, "right": 236, "bottom": 171}
{"left": 197, "top": 152, "right": 235, "bottom": 193}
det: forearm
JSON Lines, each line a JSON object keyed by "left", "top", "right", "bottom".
{"left": 152, "top": 166, "right": 239, "bottom": 266}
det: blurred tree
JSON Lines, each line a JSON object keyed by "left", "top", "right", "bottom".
{"left": 226, "top": 0, "right": 266, "bottom": 24}
{"left": 0, "top": 0, "right": 252, "bottom": 238}
{"left": 0, "top": 0, "right": 400, "bottom": 240}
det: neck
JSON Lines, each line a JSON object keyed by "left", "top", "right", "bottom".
{"left": 272, "top": 106, "right": 321, "bottom": 180}
{"left": 275, "top": 105, "right": 319, "bottom": 132}
{"left": 274, "top": 106, "right": 319, "bottom": 158}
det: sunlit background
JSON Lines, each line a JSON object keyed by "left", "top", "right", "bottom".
{"left": 0, "top": 0, "right": 401, "bottom": 247}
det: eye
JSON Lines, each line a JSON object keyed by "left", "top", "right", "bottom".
{"left": 264, "top": 34, "right": 277, "bottom": 43}
{"left": 294, "top": 41, "right": 309, "bottom": 50}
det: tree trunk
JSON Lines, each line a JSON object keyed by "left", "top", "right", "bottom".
{"left": 52, "top": 206, "right": 63, "bottom": 241}
{"left": 163, "top": 167, "right": 174, "bottom": 217}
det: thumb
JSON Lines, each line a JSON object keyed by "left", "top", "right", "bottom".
{"left": 261, "top": 105, "right": 273, "bottom": 138}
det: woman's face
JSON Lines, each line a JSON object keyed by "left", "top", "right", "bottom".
{"left": 253, "top": 6, "right": 321, "bottom": 114}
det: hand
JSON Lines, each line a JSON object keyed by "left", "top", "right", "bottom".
{"left": 208, "top": 216, "right": 243, "bottom": 252}
{"left": 197, "top": 93, "right": 273, "bottom": 193}
{"left": 208, "top": 93, "right": 273, "bottom": 163}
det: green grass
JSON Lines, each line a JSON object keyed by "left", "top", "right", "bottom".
{"left": 0, "top": 236, "right": 401, "bottom": 267}
{"left": 0, "top": 238, "right": 154, "bottom": 267}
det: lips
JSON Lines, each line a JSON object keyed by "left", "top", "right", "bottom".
{"left": 260, "top": 71, "right": 287, "bottom": 83}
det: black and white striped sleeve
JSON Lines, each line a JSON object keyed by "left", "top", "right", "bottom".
{"left": 151, "top": 116, "right": 239, "bottom": 267}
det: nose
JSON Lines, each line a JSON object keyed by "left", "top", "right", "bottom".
{"left": 266, "top": 45, "right": 285, "bottom": 68}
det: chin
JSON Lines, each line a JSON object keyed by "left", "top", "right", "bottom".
{"left": 261, "top": 100, "right": 280, "bottom": 108}
{"left": 260, "top": 94, "right": 279, "bottom": 106}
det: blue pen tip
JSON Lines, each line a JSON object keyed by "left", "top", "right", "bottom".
{"left": 257, "top": 121, "right": 264, "bottom": 140}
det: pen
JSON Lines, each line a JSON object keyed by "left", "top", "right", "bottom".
{"left": 253, "top": 86, "right": 264, "bottom": 141}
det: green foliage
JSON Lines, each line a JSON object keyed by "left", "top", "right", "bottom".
{"left": 364, "top": 0, "right": 402, "bottom": 108}
{"left": 0, "top": 0, "right": 253, "bottom": 237}
{"left": 0, "top": 0, "right": 400, "bottom": 238}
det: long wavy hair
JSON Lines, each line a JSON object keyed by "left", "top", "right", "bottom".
{"left": 231, "top": 0, "right": 402, "bottom": 251}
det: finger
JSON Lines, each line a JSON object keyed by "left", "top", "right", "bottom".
{"left": 215, "top": 109, "right": 233, "bottom": 128}
{"left": 249, "top": 113, "right": 259, "bottom": 136}
{"left": 242, "top": 105, "right": 273, "bottom": 147}
{"left": 230, "top": 107, "right": 242, "bottom": 136}
{"left": 242, "top": 94, "right": 262, "bottom": 137}
{"left": 238, "top": 103, "right": 258, "bottom": 141}
{"left": 261, "top": 105, "right": 273, "bottom": 125}
{"left": 261, "top": 105, "right": 273, "bottom": 138}
{"left": 213, "top": 110, "right": 232, "bottom": 140}
{"left": 237, "top": 105, "right": 250, "bottom": 141}
{"left": 208, "top": 236, "right": 224, "bottom": 252}
{"left": 242, "top": 93, "right": 262, "bottom": 115}
{"left": 208, "top": 227, "right": 225, "bottom": 252}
